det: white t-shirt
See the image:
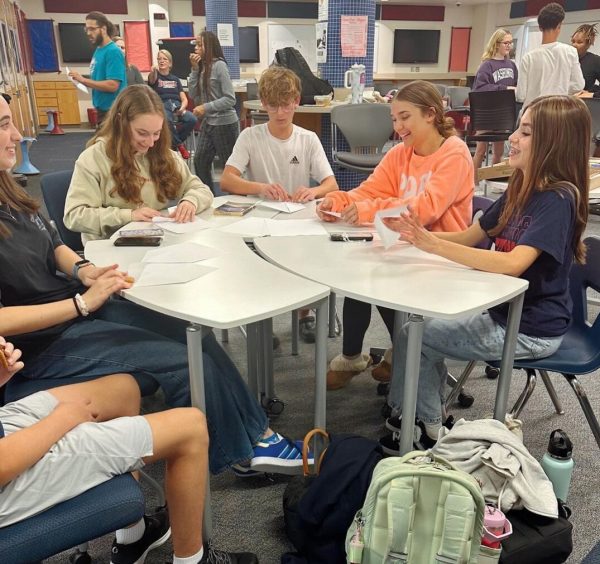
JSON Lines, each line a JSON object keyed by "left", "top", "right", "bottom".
{"left": 516, "top": 42, "right": 585, "bottom": 107}
{"left": 226, "top": 123, "right": 334, "bottom": 194}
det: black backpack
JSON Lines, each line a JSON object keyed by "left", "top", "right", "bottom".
{"left": 281, "top": 433, "right": 383, "bottom": 564}
{"left": 274, "top": 47, "right": 334, "bottom": 105}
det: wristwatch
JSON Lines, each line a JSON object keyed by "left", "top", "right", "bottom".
{"left": 72, "top": 259, "right": 94, "bottom": 280}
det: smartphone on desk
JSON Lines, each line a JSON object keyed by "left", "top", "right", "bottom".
{"left": 114, "top": 236, "right": 162, "bottom": 247}
{"left": 330, "top": 232, "right": 374, "bottom": 242}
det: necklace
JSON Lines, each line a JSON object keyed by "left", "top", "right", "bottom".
{"left": 0, "top": 203, "right": 16, "bottom": 222}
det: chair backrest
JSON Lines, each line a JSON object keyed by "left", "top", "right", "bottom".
{"left": 433, "top": 83, "right": 448, "bottom": 98}
{"left": 40, "top": 170, "right": 82, "bottom": 253}
{"left": 246, "top": 81, "right": 259, "bottom": 101}
{"left": 331, "top": 103, "right": 393, "bottom": 153}
{"left": 581, "top": 98, "right": 600, "bottom": 156}
{"left": 472, "top": 195, "right": 494, "bottom": 250}
{"left": 468, "top": 89, "right": 517, "bottom": 133}
{"left": 570, "top": 236, "right": 600, "bottom": 331}
{"left": 446, "top": 86, "right": 470, "bottom": 109}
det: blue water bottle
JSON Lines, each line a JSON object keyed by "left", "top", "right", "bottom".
{"left": 540, "top": 429, "right": 574, "bottom": 502}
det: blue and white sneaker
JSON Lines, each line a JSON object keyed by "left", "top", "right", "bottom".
{"left": 250, "top": 434, "right": 314, "bottom": 475}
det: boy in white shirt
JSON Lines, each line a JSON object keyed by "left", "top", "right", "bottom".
{"left": 221, "top": 66, "right": 338, "bottom": 341}
{"left": 516, "top": 2, "right": 584, "bottom": 107}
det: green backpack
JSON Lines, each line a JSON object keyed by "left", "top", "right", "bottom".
{"left": 346, "top": 451, "right": 486, "bottom": 564}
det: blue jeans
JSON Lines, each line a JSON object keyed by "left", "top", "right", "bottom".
{"left": 388, "top": 311, "right": 563, "bottom": 426}
{"left": 164, "top": 100, "right": 197, "bottom": 147}
{"left": 18, "top": 299, "right": 268, "bottom": 474}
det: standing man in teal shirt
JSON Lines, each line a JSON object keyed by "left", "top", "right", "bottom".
{"left": 68, "top": 11, "right": 126, "bottom": 125}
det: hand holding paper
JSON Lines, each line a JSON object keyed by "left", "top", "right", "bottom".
{"left": 65, "top": 67, "right": 89, "bottom": 93}
{"left": 382, "top": 207, "right": 440, "bottom": 253}
{"left": 374, "top": 206, "right": 407, "bottom": 249}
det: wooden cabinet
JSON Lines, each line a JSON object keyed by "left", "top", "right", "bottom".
{"left": 34, "top": 81, "right": 81, "bottom": 126}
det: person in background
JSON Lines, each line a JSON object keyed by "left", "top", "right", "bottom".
{"left": 113, "top": 36, "right": 144, "bottom": 86}
{"left": 381, "top": 95, "right": 589, "bottom": 453}
{"left": 64, "top": 85, "right": 209, "bottom": 243}
{"left": 148, "top": 49, "right": 198, "bottom": 160}
{"left": 188, "top": 31, "right": 239, "bottom": 194}
{"left": 221, "top": 66, "right": 338, "bottom": 343}
{"left": 516, "top": 3, "right": 584, "bottom": 108}
{"left": 316, "top": 80, "right": 473, "bottom": 391}
{"left": 471, "top": 29, "right": 518, "bottom": 176}
{"left": 68, "top": 11, "right": 126, "bottom": 125}
{"left": 0, "top": 338, "right": 258, "bottom": 564}
{"left": 571, "top": 24, "right": 600, "bottom": 96}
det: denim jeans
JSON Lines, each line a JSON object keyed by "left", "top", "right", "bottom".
{"left": 388, "top": 310, "right": 563, "bottom": 426}
{"left": 18, "top": 299, "right": 268, "bottom": 474}
{"left": 164, "top": 100, "right": 198, "bottom": 147}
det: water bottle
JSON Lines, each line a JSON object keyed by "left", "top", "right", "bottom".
{"left": 540, "top": 429, "right": 574, "bottom": 502}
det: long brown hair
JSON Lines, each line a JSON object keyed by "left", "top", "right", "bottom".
{"left": 394, "top": 80, "right": 456, "bottom": 138}
{"left": 196, "top": 31, "right": 226, "bottom": 102}
{"left": 490, "top": 96, "right": 589, "bottom": 264}
{"left": 0, "top": 171, "right": 39, "bottom": 238}
{"left": 88, "top": 85, "right": 182, "bottom": 205}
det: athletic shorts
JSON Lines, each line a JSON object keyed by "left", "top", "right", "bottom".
{"left": 0, "top": 391, "right": 153, "bottom": 527}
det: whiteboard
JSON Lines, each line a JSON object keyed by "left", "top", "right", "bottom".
{"left": 268, "top": 23, "right": 317, "bottom": 71}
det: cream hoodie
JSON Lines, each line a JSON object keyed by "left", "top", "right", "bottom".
{"left": 64, "top": 138, "right": 213, "bottom": 240}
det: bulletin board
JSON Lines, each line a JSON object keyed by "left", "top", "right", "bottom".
{"left": 268, "top": 23, "right": 317, "bottom": 71}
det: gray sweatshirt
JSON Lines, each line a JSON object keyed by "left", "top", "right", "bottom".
{"left": 188, "top": 59, "right": 238, "bottom": 126}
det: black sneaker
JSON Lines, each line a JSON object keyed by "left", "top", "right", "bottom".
{"left": 379, "top": 418, "right": 437, "bottom": 455}
{"left": 111, "top": 508, "right": 171, "bottom": 564}
{"left": 199, "top": 543, "right": 259, "bottom": 563}
{"left": 298, "top": 315, "right": 316, "bottom": 344}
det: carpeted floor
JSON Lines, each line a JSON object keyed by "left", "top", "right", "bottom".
{"left": 18, "top": 132, "right": 600, "bottom": 563}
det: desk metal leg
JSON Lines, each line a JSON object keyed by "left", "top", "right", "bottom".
{"left": 291, "top": 310, "right": 299, "bottom": 356}
{"left": 186, "top": 325, "right": 212, "bottom": 540}
{"left": 314, "top": 298, "right": 328, "bottom": 431}
{"left": 246, "top": 322, "right": 260, "bottom": 398}
{"left": 396, "top": 312, "right": 424, "bottom": 455}
{"left": 494, "top": 292, "right": 525, "bottom": 420}
{"left": 262, "top": 317, "right": 275, "bottom": 400}
{"left": 328, "top": 291, "right": 337, "bottom": 338}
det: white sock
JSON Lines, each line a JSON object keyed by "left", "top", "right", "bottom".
{"left": 174, "top": 546, "right": 204, "bottom": 564}
{"left": 424, "top": 422, "right": 442, "bottom": 440}
{"left": 115, "top": 517, "right": 145, "bottom": 545}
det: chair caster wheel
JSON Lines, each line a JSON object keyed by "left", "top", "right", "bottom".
{"left": 376, "top": 382, "right": 390, "bottom": 396}
{"left": 485, "top": 365, "right": 500, "bottom": 379}
{"left": 69, "top": 552, "right": 92, "bottom": 564}
{"left": 381, "top": 402, "right": 392, "bottom": 419}
{"left": 262, "top": 397, "right": 285, "bottom": 416}
{"left": 458, "top": 391, "right": 474, "bottom": 408}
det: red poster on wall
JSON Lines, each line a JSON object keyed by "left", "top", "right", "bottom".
{"left": 124, "top": 21, "right": 152, "bottom": 72}
{"left": 449, "top": 27, "right": 471, "bottom": 72}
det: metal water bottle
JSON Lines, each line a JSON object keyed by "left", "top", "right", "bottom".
{"left": 540, "top": 429, "right": 574, "bottom": 502}
{"left": 344, "top": 64, "right": 366, "bottom": 104}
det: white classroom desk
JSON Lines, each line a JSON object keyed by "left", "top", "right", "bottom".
{"left": 254, "top": 234, "right": 529, "bottom": 455}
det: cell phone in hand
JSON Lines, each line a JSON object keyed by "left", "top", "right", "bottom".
{"left": 330, "top": 233, "right": 374, "bottom": 242}
{"left": 114, "top": 236, "right": 162, "bottom": 247}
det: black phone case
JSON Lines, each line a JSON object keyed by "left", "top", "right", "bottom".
{"left": 113, "top": 237, "right": 162, "bottom": 247}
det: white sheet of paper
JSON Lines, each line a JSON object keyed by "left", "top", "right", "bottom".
{"left": 142, "top": 242, "right": 220, "bottom": 263}
{"left": 258, "top": 201, "right": 305, "bottom": 214}
{"left": 65, "top": 67, "right": 89, "bottom": 93}
{"left": 151, "top": 216, "right": 172, "bottom": 223}
{"left": 266, "top": 219, "right": 328, "bottom": 237}
{"left": 159, "top": 220, "right": 212, "bottom": 234}
{"left": 320, "top": 209, "right": 342, "bottom": 218}
{"left": 374, "top": 206, "right": 407, "bottom": 249}
{"left": 219, "top": 218, "right": 270, "bottom": 237}
{"left": 127, "top": 262, "right": 215, "bottom": 287}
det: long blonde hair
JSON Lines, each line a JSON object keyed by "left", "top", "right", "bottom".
{"left": 88, "top": 85, "right": 182, "bottom": 205}
{"left": 481, "top": 29, "right": 511, "bottom": 61}
{"left": 490, "top": 96, "right": 589, "bottom": 264}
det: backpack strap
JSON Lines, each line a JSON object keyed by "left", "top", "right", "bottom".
{"left": 384, "top": 476, "right": 417, "bottom": 563}
{"left": 436, "top": 481, "right": 477, "bottom": 564}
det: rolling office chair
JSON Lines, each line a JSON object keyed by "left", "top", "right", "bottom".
{"left": 40, "top": 170, "right": 83, "bottom": 254}
{"left": 447, "top": 236, "right": 600, "bottom": 451}
{"left": 331, "top": 103, "right": 394, "bottom": 175}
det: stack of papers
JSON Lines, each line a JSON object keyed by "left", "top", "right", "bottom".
{"left": 257, "top": 201, "right": 305, "bottom": 214}
{"left": 152, "top": 216, "right": 212, "bottom": 234}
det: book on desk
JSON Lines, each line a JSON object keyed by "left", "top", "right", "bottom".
{"left": 213, "top": 201, "right": 257, "bottom": 216}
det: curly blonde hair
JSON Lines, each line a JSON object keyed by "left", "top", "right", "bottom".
{"left": 258, "top": 66, "right": 301, "bottom": 106}
{"left": 88, "top": 85, "right": 182, "bottom": 205}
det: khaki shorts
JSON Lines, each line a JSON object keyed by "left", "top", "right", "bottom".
{"left": 0, "top": 391, "right": 153, "bottom": 527}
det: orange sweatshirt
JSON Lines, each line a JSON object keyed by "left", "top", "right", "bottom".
{"left": 328, "top": 135, "right": 474, "bottom": 231}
